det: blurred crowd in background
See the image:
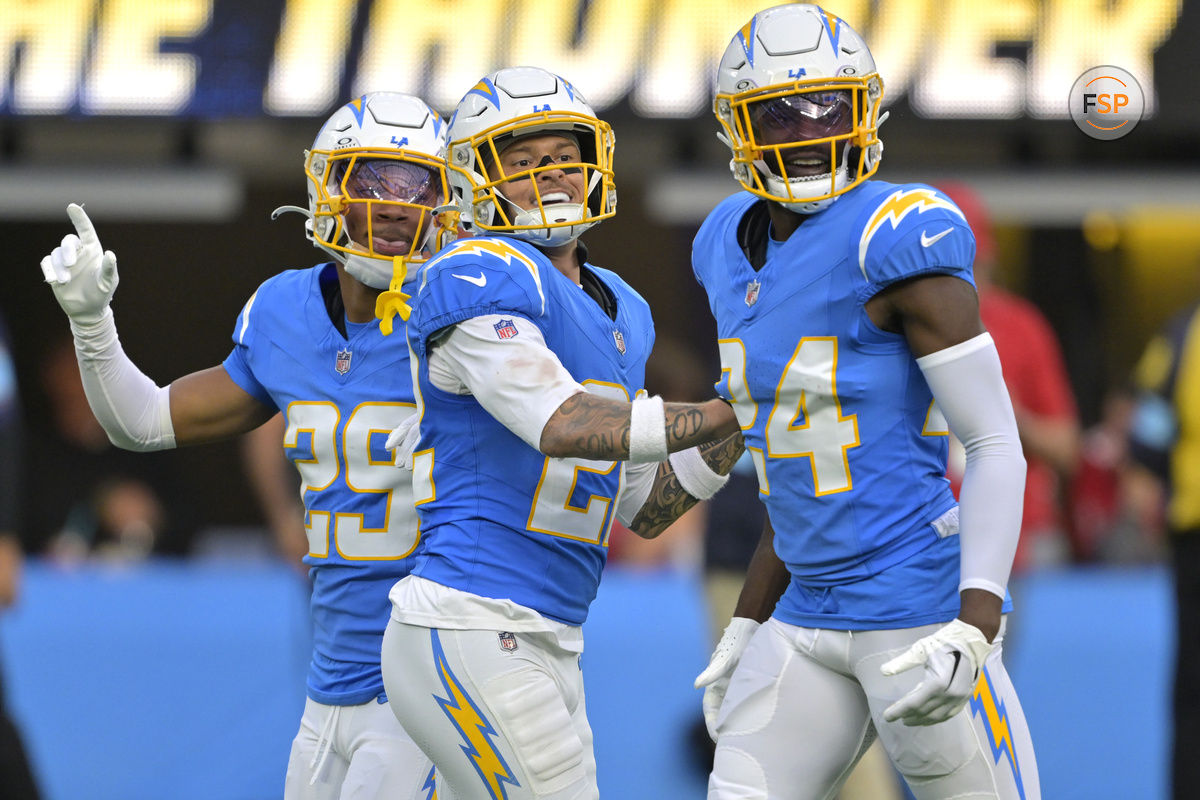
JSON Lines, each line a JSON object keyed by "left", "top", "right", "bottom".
{"left": 3, "top": 231, "right": 1179, "bottom": 580}
{"left": 0, "top": 184, "right": 1187, "bottom": 598}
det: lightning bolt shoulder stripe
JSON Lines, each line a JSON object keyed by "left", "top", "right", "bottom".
{"left": 423, "top": 239, "right": 546, "bottom": 315}
{"left": 857, "top": 188, "right": 965, "bottom": 280}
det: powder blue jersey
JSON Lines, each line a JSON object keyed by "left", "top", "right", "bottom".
{"left": 407, "top": 236, "right": 654, "bottom": 625}
{"left": 223, "top": 263, "right": 419, "bottom": 705}
{"left": 694, "top": 181, "right": 1010, "bottom": 629}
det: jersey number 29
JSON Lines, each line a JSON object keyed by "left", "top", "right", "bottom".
{"left": 286, "top": 401, "right": 419, "bottom": 560}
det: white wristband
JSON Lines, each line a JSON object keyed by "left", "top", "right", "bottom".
{"left": 668, "top": 446, "right": 729, "bottom": 500}
{"left": 628, "top": 395, "right": 668, "bottom": 463}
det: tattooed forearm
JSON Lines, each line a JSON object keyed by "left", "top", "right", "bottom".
{"left": 697, "top": 429, "right": 746, "bottom": 475}
{"left": 540, "top": 392, "right": 632, "bottom": 460}
{"left": 630, "top": 431, "right": 745, "bottom": 539}
{"left": 630, "top": 462, "right": 694, "bottom": 539}
{"left": 667, "top": 407, "right": 705, "bottom": 446}
{"left": 540, "top": 394, "right": 740, "bottom": 462}
{"left": 663, "top": 399, "right": 739, "bottom": 452}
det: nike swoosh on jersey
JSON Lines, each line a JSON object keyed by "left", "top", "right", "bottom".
{"left": 451, "top": 272, "right": 487, "bottom": 287}
{"left": 920, "top": 228, "right": 954, "bottom": 248}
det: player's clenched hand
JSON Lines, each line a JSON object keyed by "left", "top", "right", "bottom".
{"left": 40, "top": 203, "right": 119, "bottom": 324}
{"left": 880, "top": 618, "right": 993, "bottom": 726}
{"left": 693, "top": 616, "right": 759, "bottom": 741}
{"left": 386, "top": 412, "right": 420, "bottom": 470}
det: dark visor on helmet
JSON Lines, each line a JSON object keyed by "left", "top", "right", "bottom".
{"left": 341, "top": 160, "right": 442, "bottom": 206}
{"left": 748, "top": 90, "right": 854, "bottom": 144}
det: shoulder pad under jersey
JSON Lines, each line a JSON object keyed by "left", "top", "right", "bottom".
{"left": 854, "top": 184, "right": 976, "bottom": 289}
{"left": 410, "top": 236, "right": 550, "bottom": 357}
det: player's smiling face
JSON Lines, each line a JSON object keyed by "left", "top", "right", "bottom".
{"left": 340, "top": 158, "right": 441, "bottom": 257}
{"left": 487, "top": 133, "right": 585, "bottom": 212}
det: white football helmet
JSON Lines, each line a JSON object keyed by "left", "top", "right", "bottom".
{"left": 714, "top": 4, "right": 885, "bottom": 214}
{"left": 286, "top": 92, "right": 452, "bottom": 289}
{"left": 445, "top": 67, "right": 616, "bottom": 247}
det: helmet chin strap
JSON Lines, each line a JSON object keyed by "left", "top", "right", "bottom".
{"left": 492, "top": 169, "right": 603, "bottom": 246}
{"left": 758, "top": 149, "right": 853, "bottom": 215}
{"left": 271, "top": 203, "right": 393, "bottom": 284}
{"left": 511, "top": 201, "right": 587, "bottom": 245}
{"left": 376, "top": 254, "right": 414, "bottom": 335}
{"left": 778, "top": 196, "right": 839, "bottom": 215}
{"left": 343, "top": 253, "right": 393, "bottom": 290}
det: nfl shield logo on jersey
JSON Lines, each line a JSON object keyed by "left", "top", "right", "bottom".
{"left": 334, "top": 348, "right": 352, "bottom": 375}
{"left": 494, "top": 319, "right": 519, "bottom": 340}
{"left": 498, "top": 632, "right": 518, "bottom": 652}
{"left": 744, "top": 279, "right": 761, "bottom": 307}
{"left": 612, "top": 329, "right": 626, "bottom": 354}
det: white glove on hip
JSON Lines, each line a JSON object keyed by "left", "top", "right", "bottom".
{"left": 40, "top": 204, "right": 119, "bottom": 325}
{"left": 881, "top": 618, "right": 994, "bottom": 726}
{"left": 693, "top": 616, "right": 760, "bottom": 741}
{"left": 385, "top": 412, "right": 420, "bottom": 470}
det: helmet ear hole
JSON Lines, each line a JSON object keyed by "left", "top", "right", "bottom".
{"left": 313, "top": 216, "right": 334, "bottom": 240}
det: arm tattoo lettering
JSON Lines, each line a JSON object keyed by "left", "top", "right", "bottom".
{"left": 541, "top": 394, "right": 735, "bottom": 462}
{"left": 541, "top": 392, "right": 632, "bottom": 460}
{"left": 667, "top": 408, "right": 704, "bottom": 447}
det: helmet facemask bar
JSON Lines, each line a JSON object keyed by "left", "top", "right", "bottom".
{"left": 716, "top": 75, "right": 883, "bottom": 207}
{"left": 450, "top": 110, "right": 616, "bottom": 239}
{"left": 305, "top": 147, "right": 452, "bottom": 270}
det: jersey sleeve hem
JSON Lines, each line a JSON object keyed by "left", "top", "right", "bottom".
{"left": 415, "top": 304, "right": 542, "bottom": 358}
{"left": 221, "top": 349, "right": 273, "bottom": 407}
{"left": 858, "top": 266, "right": 976, "bottom": 302}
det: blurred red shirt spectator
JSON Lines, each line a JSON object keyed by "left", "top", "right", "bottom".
{"left": 941, "top": 183, "right": 1081, "bottom": 572}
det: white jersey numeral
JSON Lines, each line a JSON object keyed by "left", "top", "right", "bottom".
{"left": 719, "top": 339, "right": 759, "bottom": 430}
{"left": 527, "top": 381, "right": 628, "bottom": 545}
{"left": 408, "top": 374, "right": 627, "bottom": 547}
{"left": 286, "top": 400, "right": 419, "bottom": 560}
{"left": 722, "top": 337, "right": 860, "bottom": 496}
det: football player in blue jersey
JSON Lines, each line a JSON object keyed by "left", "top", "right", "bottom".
{"left": 38, "top": 93, "right": 451, "bottom": 800}
{"left": 689, "top": 6, "right": 1041, "bottom": 799}
{"left": 379, "top": 66, "right": 743, "bottom": 800}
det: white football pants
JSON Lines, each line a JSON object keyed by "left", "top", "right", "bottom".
{"left": 285, "top": 695, "right": 441, "bottom": 800}
{"left": 709, "top": 617, "right": 1040, "bottom": 800}
{"left": 382, "top": 621, "right": 598, "bottom": 800}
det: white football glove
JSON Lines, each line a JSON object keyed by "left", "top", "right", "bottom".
{"left": 880, "top": 618, "right": 994, "bottom": 726}
{"left": 385, "top": 412, "right": 420, "bottom": 470}
{"left": 40, "top": 204, "right": 119, "bottom": 325}
{"left": 693, "top": 616, "right": 760, "bottom": 741}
